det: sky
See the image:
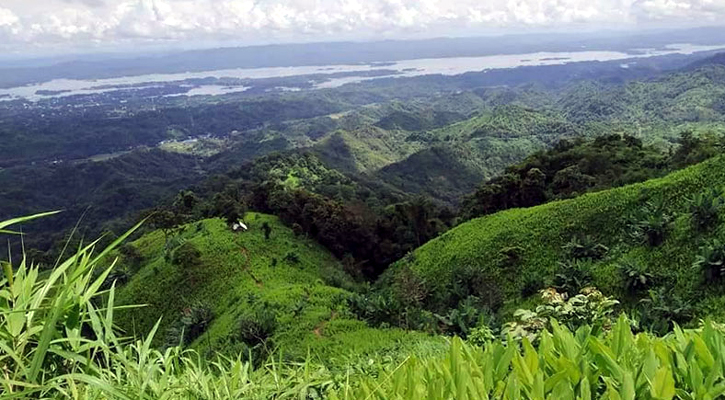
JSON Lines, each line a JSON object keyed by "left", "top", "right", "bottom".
{"left": 1, "top": 0, "right": 725, "bottom": 56}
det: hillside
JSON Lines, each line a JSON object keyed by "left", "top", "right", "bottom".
{"left": 384, "top": 154, "right": 725, "bottom": 327}
{"left": 115, "top": 213, "right": 442, "bottom": 362}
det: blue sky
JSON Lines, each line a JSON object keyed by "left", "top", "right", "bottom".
{"left": 1, "top": 0, "right": 724, "bottom": 55}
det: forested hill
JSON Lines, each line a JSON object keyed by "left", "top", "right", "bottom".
{"left": 380, "top": 154, "right": 725, "bottom": 334}
{"left": 4, "top": 55, "right": 725, "bottom": 262}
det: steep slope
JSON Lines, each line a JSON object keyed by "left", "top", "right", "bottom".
{"left": 374, "top": 106, "right": 575, "bottom": 203}
{"left": 115, "top": 213, "right": 441, "bottom": 361}
{"left": 384, "top": 154, "right": 725, "bottom": 321}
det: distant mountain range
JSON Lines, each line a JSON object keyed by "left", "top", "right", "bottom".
{"left": 2, "top": 26, "right": 725, "bottom": 88}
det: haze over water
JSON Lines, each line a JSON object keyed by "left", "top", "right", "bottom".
{"left": 2, "top": 43, "right": 724, "bottom": 101}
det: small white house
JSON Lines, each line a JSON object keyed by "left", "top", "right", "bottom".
{"left": 232, "top": 221, "right": 248, "bottom": 232}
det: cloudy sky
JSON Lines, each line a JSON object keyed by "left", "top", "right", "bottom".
{"left": 1, "top": 0, "right": 724, "bottom": 56}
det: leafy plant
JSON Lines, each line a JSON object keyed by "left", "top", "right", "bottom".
{"left": 172, "top": 241, "right": 202, "bottom": 269}
{"left": 553, "top": 259, "right": 593, "bottom": 296}
{"left": 617, "top": 257, "right": 655, "bottom": 293}
{"left": 238, "top": 302, "right": 278, "bottom": 348}
{"left": 628, "top": 196, "right": 674, "bottom": 246}
{"left": 467, "top": 323, "right": 497, "bottom": 346}
{"left": 694, "top": 238, "right": 725, "bottom": 283}
{"left": 165, "top": 304, "right": 214, "bottom": 347}
{"left": 284, "top": 251, "right": 300, "bottom": 264}
{"left": 562, "top": 235, "right": 608, "bottom": 260}
{"left": 341, "top": 315, "right": 725, "bottom": 399}
{"left": 348, "top": 292, "right": 403, "bottom": 328}
{"left": 434, "top": 296, "right": 487, "bottom": 338}
{"left": 635, "top": 288, "right": 694, "bottom": 335}
{"left": 262, "top": 222, "right": 272, "bottom": 240}
{"left": 689, "top": 188, "right": 724, "bottom": 231}
{"left": 503, "top": 287, "right": 619, "bottom": 343}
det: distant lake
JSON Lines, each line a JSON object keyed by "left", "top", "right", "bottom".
{"left": 2, "top": 43, "right": 724, "bottom": 102}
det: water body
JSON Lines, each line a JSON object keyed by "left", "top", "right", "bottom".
{"left": 2, "top": 43, "right": 724, "bottom": 102}
{"left": 164, "top": 85, "right": 252, "bottom": 97}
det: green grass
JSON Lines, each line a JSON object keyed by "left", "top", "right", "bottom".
{"left": 385, "top": 154, "right": 725, "bottom": 320}
{"left": 116, "top": 213, "right": 442, "bottom": 362}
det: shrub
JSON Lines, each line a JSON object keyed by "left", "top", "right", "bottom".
{"left": 694, "top": 239, "right": 725, "bottom": 283}
{"left": 503, "top": 287, "right": 619, "bottom": 343}
{"left": 348, "top": 292, "right": 404, "bottom": 329}
{"left": 497, "top": 246, "right": 524, "bottom": 268}
{"left": 435, "top": 296, "right": 488, "bottom": 338}
{"left": 553, "top": 259, "right": 593, "bottom": 297}
{"left": 165, "top": 305, "right": 214, "bottom": 347}
{"left": 394, "top": 266, "right": 428, "bottom": 307}
{"left": 283, "top": 251, "right": 300, "bottom": 264}
{"left": 562, "top": 235, "right": 608, "bottom": 260}
{"left": 291, "top": 222, "right": 304, "bottom": 236}
{"left": 238, "top": 303, "right": 278, "bottom": 348}
{"left": 450, "top": 264, "right": 503, "bottom": 311}
{"left": 163, "top": 235, "right": 186, "bottom": 262}
{"left": 172, "top": 242, "right": 202, "bottom": 269}
{"left": 690, "top": 188, "right": 724, "bottom": 231}
{"left": 467, "top": 323, "right": 496, "bottom": 346}
{"left": 635, "top": 288, "right": 693, "bottom": 335}
{"left": 628, "top": 197, "right": 673, "bottom": 246}
{"left": 119, "top": 243, "right": 144, "bottom": 269}
{"left": 520, "top": 273, "right": 545, "bottom": 297}
{"left": 617, "top": 257, "right": 655, "bottom": 293}
{"left": 261, "top": 222, "right": 272, "bottom": 240}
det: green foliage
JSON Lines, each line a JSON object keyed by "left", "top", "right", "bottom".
{"left": 1, "top": 213, "right": 446, "bottom": 398}
{"left": 172, "top": 241, "right": 202, "bottom": 269}
{"left": 115, "top": 214, "right": 361, "bottom": 354}
{"left": 628, "top": 195, "right": 674, "bottom": 247}
{"left": 341, "top": 316, "right": 725, "bottom": 399}
{"left": 690, "top": 188, "right": 724, "bottom": 231}
{"left": 283, "top": 251, "right": 300, "bottom": 264}
{"left": 165, "top": 304, "right": 214, "bottom": 347}
{"left": 618, "top": 257, "right": 656, "bottom": 293}
{"left": 553, "top": 259, "right": 594, "bottom": 297}
{"left": 466, "top": 323, "right": 497, "bottom": 346}
{"left": 434, "top": 296, "right": 488, "bottom": 338}
{"left": 461, "top": 133, "right": 675, "bottom": 220}
{"left": 694, "top": 239, "right": 725, "bottom": 283}
{"left": 503, "top": 287, "right": 619, "bottom": 342}
{"left": 261, "top": 221, "right": 272, "bottom": 240}
{"left": 563, "top": 235, "right": 609, "bottom": 261}
{"left": 119, "top": 243, "right": 144, "bottom": 269}
{"left": 387, "top": 155, "right": 725, "bottom": 332}
{"left": 635, "top": 289, "right": 694, "bottom": 335}
{"left": 238, "top": 302, "right": 278, "bottom": 348}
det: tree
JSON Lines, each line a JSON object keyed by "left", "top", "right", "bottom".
{"left": 521, "top": 168, "right": 546, "bottom": 206}
{"left": 212, "top": 192, "right": 247, "bottom": 226}
{"left": 147, "top": 208, "right": 183, "bottom": 242}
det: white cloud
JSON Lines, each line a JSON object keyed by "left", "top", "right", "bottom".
{"left": 0, "top": 7, "right": 19, "bottom": 27}
{"left": 634, "top": 0, "right": 725, "bottom": 19}
{"left": 0, "top": 0, "right": 723, "bottom": 51}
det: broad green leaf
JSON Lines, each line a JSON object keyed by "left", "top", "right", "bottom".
{"left": 650, "top": 367, "right": 676, "bottom": 400}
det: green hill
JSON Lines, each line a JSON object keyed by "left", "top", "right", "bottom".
{"left": 115, "top": 213, "right": 441, "bottom": 362}
{"left": 383, "top": 154, "right": 725, "bottom": 324}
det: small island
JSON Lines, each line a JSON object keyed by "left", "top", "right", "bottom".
{"left": 35, "top": 89, "right": 72, "bottom": 96}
